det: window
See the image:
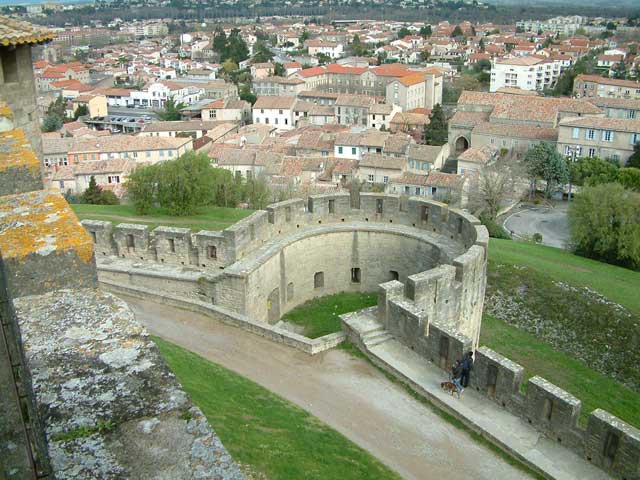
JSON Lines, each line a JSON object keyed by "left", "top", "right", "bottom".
{"left": 314, "top": 272, "right": 324, "bottom": 288}
{"left": 168, "top": 238, "right": 175, "bottom": 253}
{"left": 351, "top": 267, "right": 361, "bottom": 283}
{"left": 274, "top": 118, "right": 278, "bottom": 125}
{"left": 338, "top": 146, "right": 343, "bottom": 154}
{"left": 586, "top": 129, "right": 595, "bottom": 140}
{"left": 383, "top": 176, "right": 389, "bottom": 184}
{"left": 159, "top": 150, "right": 165, "bottom": 157}
{"left": 108, "top": 175, "right": 120, "bottom": 184}
{"left": 1, "top": 49, "right": 18, "bottom": 83}
{"left": 415, "top": 187, "right": 421, "bottom": 195}
{"left": 279, "top": 109, "right": 283, "bottom": 114}
{"left": 389, "top": 270, "right": 399, "bottom": 281}
{"left": 207, "top": 245, "right": 217, "bottom": 259}
{"left": 351, "top": 147, "right": 357, "bottom": 155}
{"left": 126, "top": 234, "right": 135, "bottom": 249}
{"left": 284, "top": 118, "right": 288, "bottom": 125}
{"left": 602, "top": 130, "right": 614, "bottom": 142}
{"left": 368, "top": 174, "right": 374, "bottom": 182}
{"left": 631, "top": 133, "right": 639, "bottom": 145}
{"left": 572, "top": 127, "right": 580, "bottom": 139}
{"left": 328, "top": 199, "right": 335, "bottom": 214}
{"left": 376, "top": 198, "right": 383, "bottom": 214}
{"left": 588, "top": 148, "right": 596, "bottom": 158}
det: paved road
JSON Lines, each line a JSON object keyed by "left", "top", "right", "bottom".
{"left": 503, "top": 203, "right": 569, "bottom": 249}
{"left": 124, "top": 295, "right": 530, "bottom": 480}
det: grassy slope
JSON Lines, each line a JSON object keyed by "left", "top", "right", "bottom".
{"left": 480, "top": 314, "right": 639, "bottom": 427}
{"left": 70, "top": 204, "right": 252, "bottom": 232}
{"left": 489, "top": 238, "right": 640, "bottom": 315}
{"left": 281, "top": 292, "right": 378, "bottom": 338}
{"left": 484, "top": 239, "right": 640, "bottom": 427}
{"left": 154, "top": 337, "right": 401, "bottom": 480}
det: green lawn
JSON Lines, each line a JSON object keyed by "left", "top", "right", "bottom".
{"left": 484, "top": 239, "right": 640, "bottom": 428}
{"left": 281, "top": 292, "right": 378, "bottom": 338}
{"left": 480, "top": 314, "right": 640, "bottom": 427}
{"left": 70, "top": 204, "right": 252, "bottom": 232}
{"left": 489, "top": 238, "right": 640, "bottom": 315}
{"left": 154, "top": 337, "right": 401, "bottom": 480}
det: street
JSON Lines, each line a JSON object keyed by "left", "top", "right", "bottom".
{"left": 502, "top": 202, "right": 570, "bottom": 249}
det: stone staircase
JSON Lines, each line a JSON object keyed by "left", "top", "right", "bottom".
{"left": 362, "top": 328, "right": 393, "bottom": 348}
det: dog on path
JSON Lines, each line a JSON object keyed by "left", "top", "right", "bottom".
{"left": 440, "top": 380, "right": 461, "bottom": 398}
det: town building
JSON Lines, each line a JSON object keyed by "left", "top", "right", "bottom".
{"left": 489, "top": 56, "right": 564, "bottom": 93}
{"left": 573, "top": 74, "right": 640, "bottom": 100}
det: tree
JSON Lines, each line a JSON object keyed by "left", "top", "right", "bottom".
{"left": 570, "top": 156, "right": 619, "bottom": 186}
{"left": 156, "top": 97, "right": 185, "bottom": 121}
{"left": 252, "top": 40, "right": 273, "bottom": 63}
{"left": 419, "top": 50, "right": 430, "bottom": 63}
{"left": 212, "top": 26, "right": 227, "bottom": 53}
{"left": 613, "top": 60, "right": 627, "bottom": 80}
{"left": 273, "top": 62, "right": 285, "bottom": 77}
{"left": 239, "top": 84, "right": 257, "bottom": 105}
{"left": 478, "top": 37, "right": 485, "bottom": 51}
{"left": 569, "top": 183, "right": 640, "bottom": 270}
{"left": 623, "top": 142, "right": 640, "bottom": 168}
{"left": 299, "top": 30, "right": 309, "bottom": 44}
{"left": 351, "top": 34, "right": 367, "bottom": 57}
{"left": 81, "top": 176, "right": 119, "bottom": 205}
{"left": 524, "top": 142, "right": 569, "bottom": 198}
{"left": 73, "top": 104, "right": 88, "bottom": 120}
{"left": 397, "top": 27, "right": 411, "bottom": 39}
{"left": 470, "top": 157, "right": 522, "bottom": 219}
{"left": 42, "top": 113, "right": 63, "bottom": 132}
{"left": 618, "top": 168, "right": 640, "bottom": 191}
{"left": 245, "top": 174, "right": 271, "bottom": 209}
{"left": 423, "top": 104, "right": 448, "bottom": 146}
{"left": 221, "top": 59, "right": 239, "bottom": 74}
{"left": 225, "top": 28, "right": 249, "bottom": 63}
{"left": 451, "top": 26, "right": 464, "bottom": 38}
{"left": 419, "top": 25, "right": 432, "bottom": 38}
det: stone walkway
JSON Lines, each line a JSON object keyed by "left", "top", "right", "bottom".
{"left": 342, "top": 309, "right": 611, "bottom": 480}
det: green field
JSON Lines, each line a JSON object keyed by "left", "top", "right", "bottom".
{"left": 480, "top": 314, "right": 639, "bottom": 427}
{"left": 154, "top": 337, "right": 401, "bottom": 480}
{"left": 70, "top": 204, "right": 253, "bottom": 232}
{"left": 488, "top": 238, "right": 640, "bottom": 315}
{"left": 281, "top": 292, "right": 378, "bottom": 338}
{"left": 484, "top": 239, "right": 640, "bottom": 428}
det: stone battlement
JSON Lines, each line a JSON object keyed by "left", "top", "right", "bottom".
{"left": 469, "top": 346, "right": 640, "bottom": 479}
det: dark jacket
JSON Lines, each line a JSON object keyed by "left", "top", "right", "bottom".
{"left": 462, "top": 352, "right": 474, "bottom": 372}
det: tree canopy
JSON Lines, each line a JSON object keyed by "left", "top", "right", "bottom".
{"left": 156, "top": 97, "right": 186, "bottom": 121}
{"left": 423, "top": 104, "right": 448, "bottom": 146}
{"left": 524, "top": 142, "right": 569, "bottom": 198}
{"left": 82, "top": 176, "right": 119, "bottom": 205}
{"left": 569, "top": 183, "right": 640, "bottom": 270}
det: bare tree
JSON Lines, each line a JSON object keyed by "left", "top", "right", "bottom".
{"left": 468, "top": 155, "right": 525, "bottom": 219}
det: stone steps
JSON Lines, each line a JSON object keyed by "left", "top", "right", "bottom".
{"left": 362, "top": 329, "right": 393, "bottom": 348}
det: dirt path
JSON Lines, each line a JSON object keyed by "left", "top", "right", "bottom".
{"left": 124, "top": 295, "right": 531, "bottom": 480}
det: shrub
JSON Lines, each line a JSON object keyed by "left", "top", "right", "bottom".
{"left": 480, "top": 213, "right": 511, "bottom": 239}
{"left": 532, "top": 232, "right": 543, "bottom": 244}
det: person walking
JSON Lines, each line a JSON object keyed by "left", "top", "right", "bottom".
{"left": 460, "top": 351, "right": 474, "bottom": 388}
{"left": 451, "top": 359, "right": 464, "bottom": 394}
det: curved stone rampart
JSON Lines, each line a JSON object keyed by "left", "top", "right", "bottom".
{"left": 83, "top": 192, "right": 488, "bottom": 349}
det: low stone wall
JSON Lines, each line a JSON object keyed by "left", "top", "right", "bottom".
{"left": 469, "top": 346, "right": 640, "bottom": 479}
{"left": 101, "top": 278, "right": 346, "bottom": 356}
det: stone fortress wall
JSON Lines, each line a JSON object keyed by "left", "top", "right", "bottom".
{"left": 83, "top": 192, "right": 488, "bottom": 352}
{"left": 83, "top": 192, "right": 640, "bottom": 480}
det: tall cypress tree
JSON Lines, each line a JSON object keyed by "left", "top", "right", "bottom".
{"left": 423, "top": 104, "right": 448, "bottom": 146}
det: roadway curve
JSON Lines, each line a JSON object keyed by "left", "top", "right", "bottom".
{"left": 124, "top": 295, "right": 530, "bottom": 480}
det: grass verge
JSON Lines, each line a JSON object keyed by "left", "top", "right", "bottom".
{"left": 154, "top": 336, "right": 401, "bottom": 480}
{"left": 480, "top": 313, "right": 640, "bottom": 427}
{"left": 281, "top": 292, "right": 377, "bottom": 338}
{"left": 70, "top": 204, "right": 253, "bottom": 232}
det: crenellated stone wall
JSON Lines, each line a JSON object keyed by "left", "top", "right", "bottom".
{"left": 469, "top": 346, "right": 640, "bottom": 479}
{"left": 84, "top": 193, "right": 488, "bottom": 346}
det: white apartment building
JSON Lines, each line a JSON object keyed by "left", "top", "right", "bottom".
{"left": 306, "top": 41, "right": 344, "bottom": 59}
{"left": 252, "top": 96, "right": 298, "bottom": 130}
{"left": 490, "top": 56, "right": 563, "bottom": 93}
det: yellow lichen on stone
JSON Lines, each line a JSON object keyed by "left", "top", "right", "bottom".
{"left": 0, "top": 98, "right": 13, "bottom": 119}
{"left": 0, "top": 190, "right": 94, "bottom": 263}
{"left": 0, "top": 129, "right": 40, "bottom": 173}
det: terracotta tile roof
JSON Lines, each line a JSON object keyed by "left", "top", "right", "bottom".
{"left": 398, "top": 73, "right": 427, "bottom": 87}
{"left": 407, "top": 144, "right": 443, "bottom": 163}
{"left": 449, "top": 111, "right": 490, "bottom": 127}
{"left": 457, "top": 145, "right": 498, "bottom": 165}
{"left": 73, "top": 158, "right": 134, "bottom": 175}
{"left": 253, "top": 96, "right": 298, "bottom": 110}
{"left": 335, "top": 94, "right": 376, "bottom": 108}
{"left": 390, "top": 112, "right": 429, "bottom": 127}
{"left": 558, "top": 116, "right": 640, "bottom": 133}
{"left": 0, "top": 15, "right": 54, "bottom": 46}
{"left": 383, "top": 133, "right": 412, "bottom": 154}
{"left": 392, "top": 172, "right": 429, "bottom": 186}
{"left": 142, "top": 120, "right": 223, "bottom": 133}
{"left": 69, "top": 135, "right": 191, "bottom": 153}
{"left": 50, "top": 79, "right": 93, "bottom": 92}
{"left": 587, "top": 97, "right": 640, "bottom": 111}
{"left": 472, "top": 121, "right": 558, "bottom": 141}
{"left": 332, "top": 159, "right": 357, "bottom": 174}
{"left": 425, "top": 171, "right": 464, "bottom": 189}
{"left": 297, "top": 66, "right": 327, "bottom": 78}
{"left": 575, "top": 74, "right": 640, "bottom": 89}
{"left": 360, "top": 153, "right": 405, "bottom": 170}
